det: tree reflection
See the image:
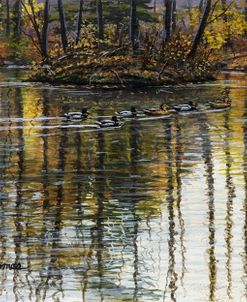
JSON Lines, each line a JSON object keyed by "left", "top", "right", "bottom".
{"left": 174, "top": 116, "right": 186, "bottom": 286}
{"left": 41, "top": 91, "right": 50, "bottom": 209}
{"left": 163, "top": 118, "right": 178, "bottom": 302}
{"left": 223, "top": 111, "right": 235, "bottom": 299}
{"left": 242, "top": 95, "right": 247, "bottom": 299}
{"left": 13, "top": 88, "right": 24, "bottom": 302}
{"left": 0, "top": 87, "right": 13, "bottom": 295}
{"left": 199, "top": 114, "right": 217, "bottom": 302}
{"left": 36, "top": 123, "right": 67, "bottom": 301}
{"left": 129, "top": 120, "right": 141, "bottom": 301}
{"left": 92, "top": 131, "right": 106, "bottom": 301}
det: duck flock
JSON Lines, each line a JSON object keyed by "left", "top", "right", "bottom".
{"left": 62, "top": 90, "right": 231, "bottom": 130}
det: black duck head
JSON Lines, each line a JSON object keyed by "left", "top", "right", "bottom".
{"left": 111, "top": 116, "right": 118, "bottom": 122}
{"left": 131, "top": 106, "right": 137, "bottom": 112}
{"left": 81, "top": 108, "right": 89, "bottom": 114}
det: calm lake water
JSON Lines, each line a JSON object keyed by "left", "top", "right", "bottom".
{"left": 0, "top": 68, "right": 247, "bottom": 302}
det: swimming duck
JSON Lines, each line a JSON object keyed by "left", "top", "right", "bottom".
{"left": 172, "top": 101, "right": 198, "bottom": 112}
{"left": 209, "top": 97, "right": 231, "bottom": 109}
{"left": 143, "top": 104, "right": 170, "bottom": 116}
{"left": 115, "top": 106, "right": 137, "bottom": 118}
{"left": 63, "top": 108, "right": 89, "bottom": 120}
{"left": 95, "top": 116, "right": 123, "bottom": 128}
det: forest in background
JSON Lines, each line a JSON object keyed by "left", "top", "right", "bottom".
{"left": 0, "top": 0, "right": 247, "bottom": 86}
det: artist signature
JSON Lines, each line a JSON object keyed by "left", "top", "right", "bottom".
{"left": 0, "top": 263, "right": 22, "bottom": 270}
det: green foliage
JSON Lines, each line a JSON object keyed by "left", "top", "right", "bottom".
{"left": 84, "top": 0, "right": 156, "bottom": 26}
{"left": 6, "top": 38, "right": 31, "bottom": 62}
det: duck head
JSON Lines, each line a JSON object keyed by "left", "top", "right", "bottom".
{"left": 130, "top": 106, "right": 137, "bottom": 115}
{"left": 223, "top": 88, "right": 230, "bottom": 95}
{"left": 160, "top": 103, "right": 168, "bottom": 111}
{"left": 81, "top": 108, "right": 89, "bottom": 116}
{"left": 111, "top": 115, "right": 119, "bottom": 123}
{"left": 189, "top": 101, "right": 198, "bottom": 109}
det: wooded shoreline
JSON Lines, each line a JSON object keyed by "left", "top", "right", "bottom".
{"left": 0, "top": 0, "right": 246, "bottom": 89}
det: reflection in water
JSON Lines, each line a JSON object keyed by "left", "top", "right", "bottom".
{"left": 163, "top": 119, "right": 178, "bottom": 302}
{"left": 223, "top": 112, "right": 235, "bottom": 300}
{"left": 42, "top": 91, "right": 50, "bottom": 209}
{"left": 242, "top": 95, "right": 247, "bottom": 301}
{"left": 13, "top": 88, "right": 24, "bottom": 302}
{"left": 0, "top": 69, "right": 247, "bottom": 301}
{"left": 174, "top": 116, "right": 186, "bottom": 287}
{"left": 129, "top": 121, "right": 141, "bottom": 301}
{"left": 94, "top": 131, "right": 106, "bottom": 302}
{"left": 199, "top": 113, "right": 217, "bottom": 302}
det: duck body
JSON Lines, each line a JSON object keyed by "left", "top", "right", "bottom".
{"left": 95, "top": 116, "right": 123, "bottom": 128}
{"left": 209, "top": 96, "right": 231, "bottom": 110}
{"left": 143, "top": 104, "right": 170, "bottom": 116}
{"left": 63, "top": 108, "right": 89, "bottom": 120}
{"left": 172, "top": 102, "right": 198, "bottom": 112}
{"left": 143, "top": 108, "right": 170, "bottom": 116}
{"left": 209, "top": 101, "right": 230, "bottom": 109}
{"left": 116, "top": 106, "right": 137, "bottom": 118}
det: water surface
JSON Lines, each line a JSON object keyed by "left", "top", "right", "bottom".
{"left": 0, "top": 68, "right": 247, "bottom": 302}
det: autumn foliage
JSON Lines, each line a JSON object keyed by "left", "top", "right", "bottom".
{"left": 0, "top": 0, "right": 247, "bottom": 85}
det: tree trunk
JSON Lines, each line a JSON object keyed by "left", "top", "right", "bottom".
{"left": 41, "top": 0, "right": 50, "bottom": 60}
{"left": 96, "top": 0, "right": 104, "bottom": 40}
{"left": 57, "top": 0, "right": 68, "bottom": 52}
{"left": 245, "top": 0, "right": 247, "bottom": 37}
{"left": 130, "top": 0, "right": 138, "bottom": 54}
{"left": 76, "top": 0, "right": 84, "bottom": 44}
{"left": 188, "top": 0, "right": 211, "bottom": 59}
{"left": 199, "top": 0, "right": 204, "bottom": 13}
{"left": 172, "top": 0, "right": 176, "bottom": 32}
{"left": 13, "top": 0, "right": 22, "bottom": 42}
{"left": 6, "top": 0, "right": 10, "bottom": 37}
{"left": 163, "top": 0, "right": 172, "bottom": 42}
